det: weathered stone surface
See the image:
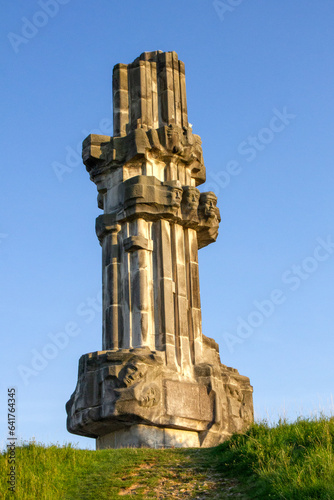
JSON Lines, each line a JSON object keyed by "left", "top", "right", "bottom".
{"left": 96, "top": 425, "right": 200, "bottom": 449}
{"left": 197, "top": 192, "right": 221, "bottom": 249}
{"left": 66, "top": 51, "right": 253, "bottom": 448}
{"left": 111, "top": 51, "right": 189, "bottom": 135}
{"left": 66, "top": 347, "right": 252, "bottom": 445}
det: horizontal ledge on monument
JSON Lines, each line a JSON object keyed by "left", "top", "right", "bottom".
{"left": 78, "top": 347, "right": 165, "bottom": 365}
{"left": 82, "top": 125, "right": 206, "bottom": 187}
{"left": 123, "top": 235, "right": 153, "bottom": 252}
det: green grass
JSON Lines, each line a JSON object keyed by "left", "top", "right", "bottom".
{"left": 215, "top": 415, "right": 334, "bottom": 499}
{"left": 1, "top": 416, "right": 333, "bottom": 499}
{"left": 0, "top": 443, "right": 238, "bottom": 499}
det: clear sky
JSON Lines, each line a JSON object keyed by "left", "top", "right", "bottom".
{"left": 1, "top": 1, "right": 334, "bottom": 450}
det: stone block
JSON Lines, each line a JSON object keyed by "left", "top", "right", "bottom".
{"left": 96, "top": 424, "right": 200, "bottom": 449}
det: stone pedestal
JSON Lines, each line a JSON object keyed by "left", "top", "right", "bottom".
{"left": 97, "top": 425, "right": 201, "bottom": 449}
{"left": 66, "top": 51, "right": 253, "bottom": 448}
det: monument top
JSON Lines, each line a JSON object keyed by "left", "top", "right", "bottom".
{"left": 113, "top": 50, "right": 188, "bottom": 136}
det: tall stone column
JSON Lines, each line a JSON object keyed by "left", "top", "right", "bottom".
{"left": 66, "top": 51, "right": 254, "bottom": 449}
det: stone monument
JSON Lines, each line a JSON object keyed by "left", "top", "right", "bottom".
{"left": 66, "top": 51, "right": 253, "bottom": 449}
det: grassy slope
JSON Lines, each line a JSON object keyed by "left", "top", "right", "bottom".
{"left": 0, "top": 445, "right": 247, "bottom": 499}
{"left": 217, "top": 415, "right": 334, "bottom": 499}
{"left": 1, "top": 416, "right": 333, "bottom": 499}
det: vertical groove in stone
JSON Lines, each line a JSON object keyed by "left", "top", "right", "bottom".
{"left": 151, "top": 62, "right": 159, "bottom": 129}
{"left": 185, "top": 228, "right": 195, "bottom": 364}
{"left": 113, "top": 64, "right": 129, "bottom": 137}
{"left": 145, "top": 61, "right": 153, "bottom": 131}
{"left": 139, "top": 61, "right": 147, "bottom": 130}
{"left": 184, "top": 168, "right": 192, "bottom": 186}
{"left": 159, "top": 220, "right": 176, "bottom": 367}
{"left": 147, "top": 221, "right": 155, "bottom": 349}
{"left": 126, "top": 249, "right": 132, "bottom": 348}
{"left": 122, "top": 222, "right": 131, "bottom": 349}
{"left": 102, "top": 233, "right": 111, "bottom": 349}
{"left": 158, "top": 52, "right": 175, "bottom": 126}
{"left": 157, "top": 54, "right": 165, "bottom": 126}
{"left": 188, "top": 228, "right": 202, "bottom": 363}
{"left": 139, "top": 220, "right": 150, "bottom": 347}
{"left": 172, "top": 52, "right": 182, "bottom": 127}
{"left": 127, "top": 219, "right": 154, "bottom": 349}
{"left": 175, "top": 224, "right": 192, "bottom": 369}
{"left": 152, "top": 221, "right": 160, "bottom": 350}
{"left": 129, "top": 250, "right": 137, "bottom": 347}
{"left": 179, "top": 60, "right": 188, "bottom": 128}
{"left": 129, "top": 221, "right": 137, "bottom": 347}
{"left": 156, "top": 220, "right": 164, "bottom": 350}
{"left": 112, "top": 229, "right": 120, "bottom": 349}
{"left": 171, "top": 224, "right": 181, "bottom": 366}
{"left": 117, "top": 232, "right": 123, "bottom": 349}
{"left": 177, "top": 164, "right": 186, "bottom": 186}
{"left": 165, "top": 52, "right": 175, "bottom": 125}
{"left": 103, "top": 228, "right": 120, "bottom": 350}
{"left": 129, "top": 64, "right": 141, "bottom": 131}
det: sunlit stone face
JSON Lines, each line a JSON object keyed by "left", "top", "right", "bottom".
{"left": 200, "top": 192, "right": 217, "bottom": 218}
{"left": 121, "top": 362, "right": 146, "bottom": 387}
{"left": 169, "top": 186, "right": 183, "bottom": 208}
{"left": 182, "top": 187, "right": 200, "bottom": 211}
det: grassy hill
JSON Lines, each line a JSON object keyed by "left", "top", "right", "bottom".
{"left": 1, "top": 416, "right": 333, "bottom": 499}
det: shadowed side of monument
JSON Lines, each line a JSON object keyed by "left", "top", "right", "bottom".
{"left": 66, "top": 51, "right": 253, "bottom": 449}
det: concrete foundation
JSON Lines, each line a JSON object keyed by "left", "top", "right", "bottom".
{"left": 96, "top": 425, "right": 201, "bottom": 449}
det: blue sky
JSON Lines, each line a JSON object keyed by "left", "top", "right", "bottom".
{"left": 1, "top": 1, "right": 334, "bottom": 450}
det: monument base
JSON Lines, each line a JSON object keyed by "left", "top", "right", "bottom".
{"left": 96, "top": 425, "right": 201, "bottom": 449}
{"left": 66, "top": 346, "right": 254, "bottom": 449}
